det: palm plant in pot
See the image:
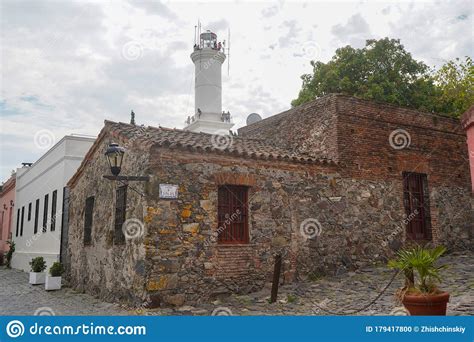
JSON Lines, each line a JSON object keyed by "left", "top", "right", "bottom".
{"left": 388, "top": 245, "right": 449, "bottom": 316}
{"left": 45, "top": 262, "right": 64, "bottom": 291}
{"left": 29, "top": 257, "right": 47, "bottom": 285}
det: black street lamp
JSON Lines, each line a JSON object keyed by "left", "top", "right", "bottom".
{"left": 103, "top": 143, "right": 149, "bottom": 196}
{"left": 105, "top": 143, "right": 125, "bottom": 176}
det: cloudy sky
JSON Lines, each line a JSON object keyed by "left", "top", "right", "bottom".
{"left": 0, "top": 0, "right": 472, "bottom": 181}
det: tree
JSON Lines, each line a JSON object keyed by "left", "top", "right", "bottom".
{"left": 291, "top": 38, "right": 468, "bottom": 116}
{"left": 433, "top": 57, "right": 474, "bottom": 118}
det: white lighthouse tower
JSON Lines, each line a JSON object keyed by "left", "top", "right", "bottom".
{"left": 184, "top": 30, "right": 234, "bottom": 134}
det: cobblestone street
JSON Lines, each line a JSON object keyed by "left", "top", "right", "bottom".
{"left": 0, "top": 251, "right": 472, "bottom": 316}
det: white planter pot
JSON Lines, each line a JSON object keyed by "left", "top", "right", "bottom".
{"left": 45, "top": 276, "right": 62, "bottom": 291}
{"left": 29, "top": 272, "right": 46, "bottom": 285}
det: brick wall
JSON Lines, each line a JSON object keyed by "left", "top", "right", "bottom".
{"left": 335, "top": 95, "right": 471, "bottom": 249}
{"left": 239, "top": 94, "right": 472, "bottom": 251}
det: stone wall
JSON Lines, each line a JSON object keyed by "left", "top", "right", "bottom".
{"left": 66, "top": 96, "right": 473, "bottom": 307}
{"left": 142, "top": 147, "right": 410, "bottom": 306}
{"left": 238, "top": 95, "right": 339, "bottom": 161}
{"left": 67, "top": 131, "right": 149, "bottom": 304}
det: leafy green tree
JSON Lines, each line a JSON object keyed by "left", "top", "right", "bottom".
{"left": 433, "top": 57, "right": 474, "bottom": 118}
{"left": 292, "top": 38, "right": 472, "bottom": 117}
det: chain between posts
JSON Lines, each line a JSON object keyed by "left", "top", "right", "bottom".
{"left": 300, "top": 270, "right": 402, "bottom": 315}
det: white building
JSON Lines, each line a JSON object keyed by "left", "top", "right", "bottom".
{"left": 184, "top": 30, "right": 234, "bottom": 134}
{"left": 11, "top": 135, "right": 95, "bottom": 271}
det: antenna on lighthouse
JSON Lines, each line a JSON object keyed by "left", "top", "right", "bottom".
{"left": 194, "top": 25, "right": 197, "bottom": 45}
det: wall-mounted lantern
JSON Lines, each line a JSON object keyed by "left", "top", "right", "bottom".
{"left": 103, "top": 143, "right": 149, "bottom": 196}
{"left": 10, "top": 200, "right": 14, "bottom": 207}
{"left": 3, "top": 204, "right": 7, "bottom": 210}
{"left": 105, "top": 143, "right": 125, "bottom": 176}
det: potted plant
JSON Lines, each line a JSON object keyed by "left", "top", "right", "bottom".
{"left": 29, "top": 257, "right": 47, "bottom": 285}
{"left": 45, "top": 262, "right": 64, "bottom": 291}
{"left": 388, "top": 245, "right": 449, "bottom": 315}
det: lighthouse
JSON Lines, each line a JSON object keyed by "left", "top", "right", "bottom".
{"left": 184, "top": 30, "right": 234, "bottom": 134}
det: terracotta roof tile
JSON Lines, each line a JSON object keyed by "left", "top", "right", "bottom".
{"left": 104, "top": 120, "right": 336, "bottom": 165}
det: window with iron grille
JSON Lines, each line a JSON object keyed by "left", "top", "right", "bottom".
{"left": 114, "top": 185, "right": 127, "bottom": 244}
{"left": 84, "top": 196, "right": 94, "bottom": 245}
{"left": 51, "top": 190, "right": 57, "bottom": 231}
{"left": 15, "top": 208, "right": 20, "bottom": 237}
{"left": 42, "top": 194, "right": 49, "bottom": 233}
{"left": 403, "top": 172, "right": 432, "bottom": 241}
{"left": 20, "top": 206, "right": 25, "bottom": 236}
{"left": 217, "top": 185, "right": 249, "bottom": 244}
{"left": 34, "top": 199, "right": 39, "bottom": 234}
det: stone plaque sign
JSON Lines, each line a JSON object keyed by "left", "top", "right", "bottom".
{"left": 159, "top": 184, "right": 178, "bottom": 199}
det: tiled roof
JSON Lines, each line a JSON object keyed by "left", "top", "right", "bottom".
{"left": 105, "top": 120, "right": 336, "bottom": 165}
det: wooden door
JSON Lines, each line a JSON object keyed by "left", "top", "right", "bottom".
{"left": 403, "top": 172, "right": 431, "bottom": 241}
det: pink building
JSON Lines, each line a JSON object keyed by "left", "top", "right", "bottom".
{"left": 0, "top": 173, "right": 15, "bottom": 265}
{"left": 461, "top": 105, "right": 474, "bottom": 193}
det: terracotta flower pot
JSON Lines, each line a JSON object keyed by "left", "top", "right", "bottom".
{"left": 402, "top": 292, "right": 450, "bottom": 316}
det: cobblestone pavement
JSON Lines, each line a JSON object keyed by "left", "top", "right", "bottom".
{"left": 0, "top": 268, "right": 128, "bottom": 316}
{"left": 157, "top": 251, "right": 473, "bottom": 316}
{"left": 1, "top": 251, "right": 472, "bottom": 316}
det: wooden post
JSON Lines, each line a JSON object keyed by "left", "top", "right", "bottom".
{"left": 270, "top": 253, "right": 282, "bottom": 303}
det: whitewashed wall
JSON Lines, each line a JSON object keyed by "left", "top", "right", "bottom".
{"left": 11, "top": 136, "right": 94, "bottom": 272}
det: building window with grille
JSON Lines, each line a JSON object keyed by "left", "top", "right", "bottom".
{"left": 15, "top": 208, "right": 20, "bottom": 237}
{"left": 34, "top": 199, "right": 39, "bottom": 234}
{"left": 28, "top": 203, "right": 32, "bottom": 221}
{"left": 51, "top": 190, "right": 57, "bottom": 231}
{"left": 43, "top": 194, "right": 49, "bottom": 233}
{"left": 403, "top": 172, "right": 432, "bottom": 241}
{"left": 20, "top": 206, "right": 24, "bottom": 236}
{"left": 217, "top": 185, "right": 249, "bottom": 244}
{"left": 114, "top": 185, "right": 127, "bottom": 244}
{"left": 84, "top": 196, "right": 94, "bottom": 245}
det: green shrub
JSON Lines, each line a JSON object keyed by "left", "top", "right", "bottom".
{"left": 29, "top": 257, "right": 46, "bottom": 273}
{"left": 287, "top": 294, "right": 297, "bottom": 303}
{"left": 49, "top": 262, "right": 64, "bottom": 277}
{"left": 308, "top": 272, "right": 323, "bottom": 282}
{"left": 5, "top": 240, "right": 15, "bottom": 269}
{"left": 388, "top": 245, "right": 447, "bottom": 295}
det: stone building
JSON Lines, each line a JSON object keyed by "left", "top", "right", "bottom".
{"left": 66, "top": 94, "right": 472, "bottom": 307}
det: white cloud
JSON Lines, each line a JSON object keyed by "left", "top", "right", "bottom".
{"left": 0, "top": 0, "right": 472, "bottom": 180}
{"left": 331, "top": 13, "right": 372, "bottom": 48}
